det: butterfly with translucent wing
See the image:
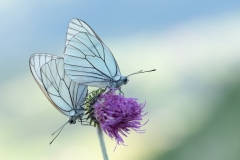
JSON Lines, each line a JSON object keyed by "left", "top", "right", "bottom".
{"left": 63, "top": 19, "right": 156, "bottom": 89}
{"left": 29, "top": 54, "right": 88, "bottom": 144}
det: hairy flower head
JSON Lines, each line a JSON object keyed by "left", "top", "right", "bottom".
{"left": 90, "top": 89, "right": 147, "bottom": 145}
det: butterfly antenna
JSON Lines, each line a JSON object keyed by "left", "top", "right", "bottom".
{"left": 127, "top": 69, "right": 156, "bottom": 77}
{"left": 49, "top": 121, "right": 68, "bottom": 145}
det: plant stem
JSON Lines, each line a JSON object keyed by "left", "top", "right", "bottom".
{"left": 97, "top": 126, "right": 109, "bottom": 160}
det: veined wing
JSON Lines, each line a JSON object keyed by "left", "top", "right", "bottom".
{"left": 29, "top": 54, "right": 59, "bottom": 99}
{"left": 40, "top": 58, "right": 88, "bottom": 117}
{"left": 64, "top": 32, "right": 121, "bottom": 88}
{"left": 65, "top": 18, "right": 101, "bottom": 47}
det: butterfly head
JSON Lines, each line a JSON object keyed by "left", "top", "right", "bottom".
{"left": 116, "top": 76, "right": 129, "bottom": 88}
{"left": 68, "top": 109, "right": 84, "bottom": 124}
{"left": 123, "top": 76, "right": 129, "bottom": 85}
{"left": 68, "top": 118, "right": 76, "bottom": 124}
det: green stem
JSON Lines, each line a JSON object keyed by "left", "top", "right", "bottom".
{"left": 97, "top": 126, "right": 109, "bottom": 160}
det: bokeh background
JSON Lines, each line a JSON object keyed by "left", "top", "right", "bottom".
{"left": 1, "top": 1, "right": 240, "bottom": 160}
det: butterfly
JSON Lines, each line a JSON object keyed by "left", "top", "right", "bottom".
{"left": 29, "top": 54, "right": 88, "bottom": 143}
{"left": 63, "top": 19, "right": 155, "bottom": 89}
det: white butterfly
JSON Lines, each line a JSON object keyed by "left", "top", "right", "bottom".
{"left": 63, "top": 18, "right": 123, "bottom": 88}
{"left": 29, "top": 54, "right": 87, "bottom": 122}
{"left": 63, "top": 19, "right": 155, "bottom": 89}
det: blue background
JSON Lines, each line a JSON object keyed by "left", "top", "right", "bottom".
{"left": 0, "top": 1, "right": 240, "bottom": 160}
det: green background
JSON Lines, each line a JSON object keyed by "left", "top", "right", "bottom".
{"left": 0, "top": 1, "right": 240, "bottom": 160}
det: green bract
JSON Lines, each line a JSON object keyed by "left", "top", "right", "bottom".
{"left": 84, "top": 88, "right": 106, "bottom": 127}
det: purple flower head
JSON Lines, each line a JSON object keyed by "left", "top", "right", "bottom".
{"left": 93, "top": 90, "right": 147, "bottom": 145}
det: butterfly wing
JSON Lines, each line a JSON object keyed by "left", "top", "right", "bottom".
{"left": 30, "top": 54, "right": 87, "bottom": 116}
{"left": 64, "top": 32, "right": 122, "bottom": 88}
{"left": 65, "top": 18, "right": 102, "bottom": 47}
{"left": 40, "top": 58, "right": 88, "bottom": 117}
{"left": 29, "top": 54, "right": 60, "bottom": 100}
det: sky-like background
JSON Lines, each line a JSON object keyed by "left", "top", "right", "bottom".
{"left": 0, "top": 1, "right": 240, "bottom": 160}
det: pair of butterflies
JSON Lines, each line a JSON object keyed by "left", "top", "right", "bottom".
{"left": 30, "top": 19, "right": 155, "bottom": 128}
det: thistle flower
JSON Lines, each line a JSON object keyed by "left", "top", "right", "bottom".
{"left": 90, "top": 89, "right": 147, "bottom": 145}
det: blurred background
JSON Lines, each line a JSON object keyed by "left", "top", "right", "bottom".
{"left": 0, "top": 0, "right": 240, "bottom": 160}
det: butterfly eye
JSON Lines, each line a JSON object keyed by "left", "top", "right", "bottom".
{"left": 123, "top": 78, "right": 129, "bottom": 84}
{"left": 69, "top": 119, "right": 76, "bottom": 124}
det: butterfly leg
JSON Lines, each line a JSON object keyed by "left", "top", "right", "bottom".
{"left": 78, "top": 118, "right": 91, "bottom": 126}
{"left": 118, "top": 87, "right": 124, "bottom": 96}
{"left": 104, "top": 86, "right": 111, "bottom": 92}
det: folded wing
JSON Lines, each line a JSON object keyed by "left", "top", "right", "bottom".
{"left": 64, "top": 32, "right": 121, "bottom": 88}
{"left": 65, "top": 18, "right": 102, "bottom": 47}
{"left": 29, "top": 54, "right": 59, "bottom": 100}
{"left": 30, "top": 54, "right": 87, "bottom": 117}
